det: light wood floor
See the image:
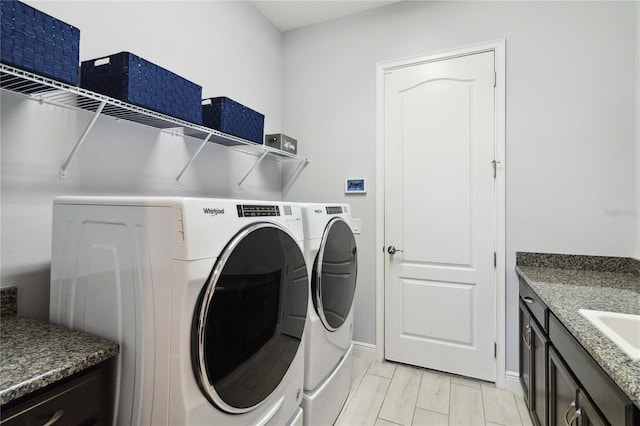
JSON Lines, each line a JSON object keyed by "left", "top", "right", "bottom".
{"left": 335, "top": 358, "right": 534, "bottom": 426}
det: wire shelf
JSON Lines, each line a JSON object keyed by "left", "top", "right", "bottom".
{"left": 0, "top": 63, "right": 308, "bottom": 163}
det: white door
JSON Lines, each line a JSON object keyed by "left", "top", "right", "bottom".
{"left": 384, "top": 51, "right": 496, "bottom": 381}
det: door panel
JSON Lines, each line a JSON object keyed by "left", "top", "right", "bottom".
{"left": 312, "top": 218, "right": 358, "bottom": 331}
{"left": 192, "top": 224, "right": 308, "bottom": 413}
{"left": 402, "top": 279, "right": 472, "bottom": 344}
{"left": 401, "top": 79, "right": 472, "bottom": 266}
{"left": 384, "top": 51, "right": 496, "bottom": 381}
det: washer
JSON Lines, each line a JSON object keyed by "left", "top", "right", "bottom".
{"left": 299, "top": 203, "right": 358, "bottom": 425}
{"left": 50, "top": 196, "right": 308, "bottom": 425}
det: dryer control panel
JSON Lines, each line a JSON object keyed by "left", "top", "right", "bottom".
{"left": 237, "top": 204, "right": 280, "bottom": 217}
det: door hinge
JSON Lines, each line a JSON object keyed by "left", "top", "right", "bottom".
{"left": 494, "top": 342, "right": 497, "bottom": 358}
{"left": 491, "top": 160, "right": 500, "bottom": 178}
{"left": 493, "top": 71, "right": 497, "bottom": 87}
{"left": 494, "top": 252, "right": 497, "bottom": 268}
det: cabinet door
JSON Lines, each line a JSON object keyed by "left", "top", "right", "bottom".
{"left": 549, "top": 347, "right": 579, "bottom": 426}
{"left": 520, "top": 299, "right": 548, "bottom": 426}
{"left": 520, "top": 300, "right": 532, "bottom": 401}
{"left": 577, "top": 390, "right": 608, "bottom": 426}
{"left": 549, "top": 313, "right": 638, "bottom": 426}
{"left": 530, "top": 317, "right": 548, "bottom": 426}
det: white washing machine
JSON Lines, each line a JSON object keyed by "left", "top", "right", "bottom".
{"left": 50, "top": 196, "right": 309, "bottom": 426}
{"left": 299, "top": 203, "right": 358, "bottom": 426}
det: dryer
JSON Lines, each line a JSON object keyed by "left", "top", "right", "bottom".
{"left": 299, "top": 203, "right": 358, "bottom": 426}
{"left": 50, "top": 196, "right": 308, "bottom": 426}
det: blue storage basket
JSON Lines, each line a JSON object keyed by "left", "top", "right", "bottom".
{"left": 0, "top": 0, "right": 80, "bottom": 85}
{"left": 80, "top": 52, "right": 203, "bottom": 125}
{"left": 202, "top": 97, "right": 264, "bottom": 144}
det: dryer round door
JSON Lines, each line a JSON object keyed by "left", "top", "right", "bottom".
{"left": 312, "top": 217, "right": 358, "bottom": 331}
{"left": 192, "top": 223, "right": 308, "bottom": 413}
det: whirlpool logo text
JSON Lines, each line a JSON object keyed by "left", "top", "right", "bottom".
{"left": 203, "top": 208, "right": 225, "bottom": 216}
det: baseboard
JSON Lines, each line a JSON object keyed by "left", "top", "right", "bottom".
{"left": 352, "top": 341, "right": 377, "bottom": 361}
{"left": 505, "top": 370, "right": 524, "bottom": 396}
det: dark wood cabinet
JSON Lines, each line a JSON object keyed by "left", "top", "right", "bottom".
{"left": 0, "top": 360, "right": 113, "bottom": 426}
{"left": 520, "top": 297, "right": 547, "bottom": 426}
{"left": 520, "top": 301, "right": 532, "bottom": 399}
{"left": 577, "top": 389, "right": 608, "bottom": 426}
{"left": 549, "top": 312, "right": 639, "bottom": 426}
{"left": 549, "top": 346, "right": 579, "bottom": 426}
{"left": 519, "top": 277, "right": 640, "bottom": 426}
{"left": 531, "top": 317, "right": 548, "bottom": 426}
{"left": 549, "top": 347, "right": 608, "bottom": 426}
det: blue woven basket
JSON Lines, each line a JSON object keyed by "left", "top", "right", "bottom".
{"left": 202, "top": 97, "right": 264, "bottom": 144}
{"left": 0, "top": 0, "right": 80, "bottom": 85}
{"left": 80, "top": 52, "right": 203, "bottom": 125}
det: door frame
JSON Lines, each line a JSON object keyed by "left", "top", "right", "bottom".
{"left": 375, "top": 39, "right": 506, "bottom": 388}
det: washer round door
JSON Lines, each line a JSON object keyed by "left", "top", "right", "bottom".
{"left": 312, "top": 217, "right": 358, "bottom": 331}
{"left": 192, "top": 223, "right": 308, "bottom": 413}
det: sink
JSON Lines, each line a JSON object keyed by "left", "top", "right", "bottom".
{"left": 579, "top": 309, "right": 640, "bottom": 361}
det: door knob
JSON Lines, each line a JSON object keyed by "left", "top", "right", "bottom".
{"left": 387, "top": 246, "right": 403, "bottom": 255}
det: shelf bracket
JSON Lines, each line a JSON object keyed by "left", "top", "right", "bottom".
{"left": 282, "top": 158, "right": 311, "bottom": 194}
{"left": 238, "top": 151, "right": 269, "bottom": 186}
{"left": 60, "top": 100, "right": 106, "bottom": 179}
{"left": 176, "top": 133, "right": 213, "bottom": 184}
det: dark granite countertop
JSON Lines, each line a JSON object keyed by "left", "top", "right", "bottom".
{"left": 515, "top": 254, "right": 640, "bottom": 409}
{"left": 0, "top": 316, "right": 119, "bottom": 405}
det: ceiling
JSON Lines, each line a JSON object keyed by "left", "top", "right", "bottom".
{"left": 251, "top": 1, "right": 403, "bottom": 32}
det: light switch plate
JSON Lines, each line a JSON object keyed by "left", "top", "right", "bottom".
{"left": 351, "top": 218, "right": 361, "bottom": 234}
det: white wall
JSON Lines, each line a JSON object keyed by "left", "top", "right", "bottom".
{"left": 281, "top": 1, "right": 638, "bottom": 372}
{"left": 1, "top": 1, "right": 284, "bottom": 320}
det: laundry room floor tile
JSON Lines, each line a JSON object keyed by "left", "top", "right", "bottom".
{"left": 378, "top": 365, "right": 421, "bottom": 425}
{"left": 412, "top": 407, "right": 449, "bottom": 425}
{"left": 352, "top": 357, "right": 372, "bottom": 388}
{"left": 449, "top": 383, "right": 484, "bottom": 425}
{"left": 336, "top": 374, "right": 390, "bottom": 426}
{"left": 367, "top": 360, "right": 397, "bottom": 379}
{"left": 416, "top": 370, "right": 451, "bottom": 415}
{"left": 338, "top": 357, "right": 533, "bottom": 426}
{"left": 481, "top": 384, "right": 523, "bottom": 426}
{"left": 516, "top": 394, "right": 534, "bottom": 426}
{"left": 451, "top": 375, "right": 484, "bottom": 389}
{"left": 347, "top": 357, "right": 372, "bottom": 407}
{"left": 374, "top": 418, "right": 402, "bottom": 426}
